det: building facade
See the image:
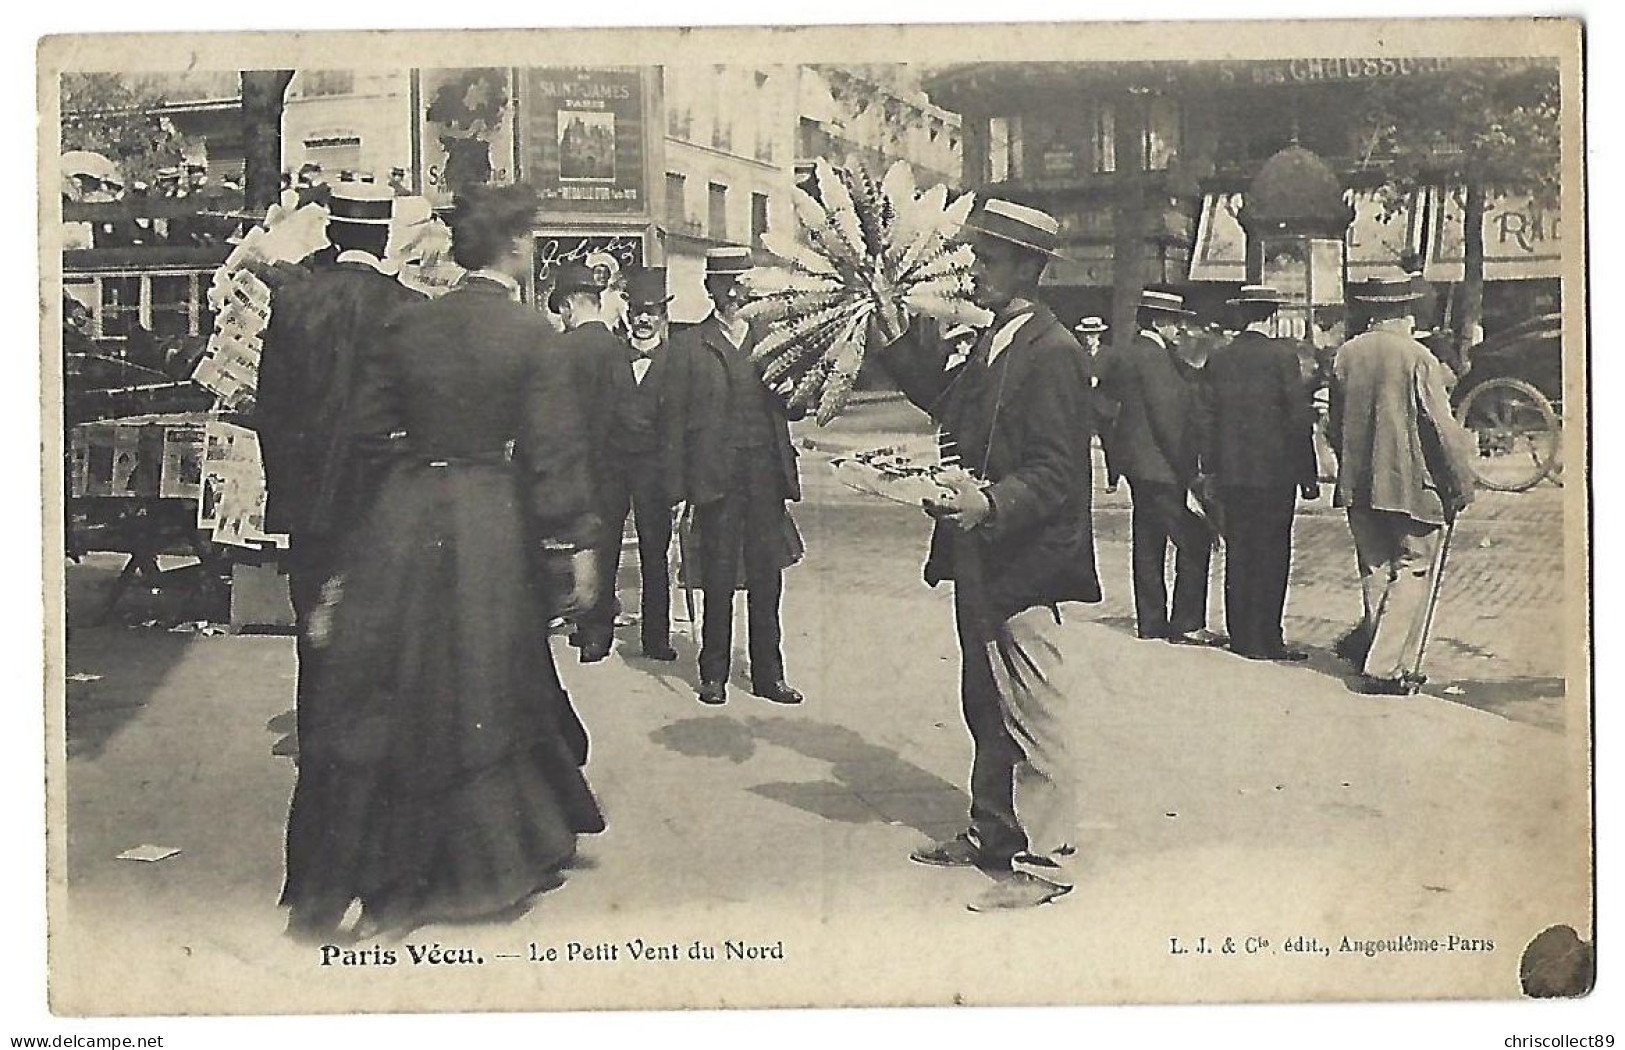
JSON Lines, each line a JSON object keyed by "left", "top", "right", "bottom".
{"left": 924, "top": 60, "right": 1562, "bottom": 343}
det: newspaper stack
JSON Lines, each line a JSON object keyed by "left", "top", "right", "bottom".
{"left": 191, "top": 194, "right": 331, "bottom": 409}
{"left": 197, "top": 419, "right": 287, "bottom": 549}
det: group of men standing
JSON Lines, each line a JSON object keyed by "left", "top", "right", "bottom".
{"left": 256, "top": 178, "right": 1476, "bottom": 919}
{"left": 1088, "top": 275, "right": 1475, "bottom": 693}
{"left": 548, "top": 245, "right": 805, "bottom": 708}
{"left": 258, "top": 189, "right": 809, "bottom": 732}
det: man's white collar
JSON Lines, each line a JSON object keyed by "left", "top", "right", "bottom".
{"left": 337, "top": 250, "right": 395, "bottom": 275}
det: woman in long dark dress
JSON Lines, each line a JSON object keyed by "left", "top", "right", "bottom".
{"left": 281, "top": 186, "right": 605, "bottom": 942}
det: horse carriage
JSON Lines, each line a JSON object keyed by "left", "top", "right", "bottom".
{"left": 1448, "top": 312, "right": 1564, "bottom": 492}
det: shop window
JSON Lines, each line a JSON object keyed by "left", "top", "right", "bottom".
{"left": 303, "top": 135, "right": 363, "bottom": 177}
{"left": 665, "top": 172, "right": 688, "bottom": 228}
{"left": 1145, "top": 95, "right": 1181, "bottom": 172}
{"left": 751, "top": 192, "right": 770, "bottom": 249}
{"left": 989, "top": 115, "right": 1023, "bottom": 182}
{"left": 1092, "top": 103, "right": 1117, "bottom": 174}
{"left": 708, "top": 182, "right": 729, "bottom": 241}
{"left": 99, "top": 276, "right": 141, "bottom": 338}
{"left": 149, "top": 275, "right": 194, "bottom": 339}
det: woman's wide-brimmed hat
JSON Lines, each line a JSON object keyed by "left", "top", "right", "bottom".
{"left": 1226, "top": 284, "right": 1292, "bottom": 306}
{"left": 962, "top": 197, "right": 1066, "bottom": 258}
{"left": 1349, "top": 275, "right": 1423, "bottom": 304}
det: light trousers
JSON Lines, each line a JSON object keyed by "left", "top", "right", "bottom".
{"left": 1346, "top": 507, "right": 1444, "bottom": 681}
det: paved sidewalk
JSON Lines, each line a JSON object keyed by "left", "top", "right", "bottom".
{"left": 51, "top": 394, "right": 1586, "bottom": 1011}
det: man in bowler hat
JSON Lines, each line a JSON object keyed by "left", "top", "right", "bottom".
{"left": 605, "top": 267, "right": 680, "bottom": 661}
{"left": 1198, "top": 285, "right": 1319, "bottom": 661}
{"left": 553, "top": 260, "right": 637, "bottom": 662}
{"left": 662, "top": 247, "right": 804, "bottom": 706}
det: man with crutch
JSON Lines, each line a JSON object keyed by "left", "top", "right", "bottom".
{"left": 1328, "top": 276, "right": 1478, "bottom": 695}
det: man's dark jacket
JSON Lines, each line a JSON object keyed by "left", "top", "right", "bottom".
{"left": 256, "top": 260, "right": 422, "bottom": 539}
{"left": 1198, "top": 329, "right": 1318, "bottom": 489}
{"left": 661, "top": 314, "right": 801, "bottom": 506}
{"left": 1095, "top": 331, "right": 1202, "bottom": 485}
{"left": 881, "top": 302, "right": 1101, "bottom": 621}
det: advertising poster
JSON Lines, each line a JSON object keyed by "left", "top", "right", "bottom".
{"left": 521, "top": 67, "right": 649, "bottom": 217}
{"left": 415, "top": 67, "right": 517, "bottom": 209}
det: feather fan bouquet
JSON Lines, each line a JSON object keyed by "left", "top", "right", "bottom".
{"left": 741, "top": 158, "right": 993, "bottom": 425}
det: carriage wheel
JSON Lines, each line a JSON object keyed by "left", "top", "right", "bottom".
{"left": 1456, "top": 378, "right": 1560, "bottom": 492}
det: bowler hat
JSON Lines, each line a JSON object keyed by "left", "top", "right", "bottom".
{"left": 1138, "top": 289, "right": 1194, "bottom": 316}
{"left": 1349, "top": 276, "right": 1422, "bottom": 304}
{"left": 1073, "top": 315, "right": 1108, "bottom": 335}
{"left": 1226, "top": 284, "right": 1292, "bottom": 306}
{"left": 962, "top": 196, "right": 1065, "bottom": 258}
{"left": 552, "top": 261, "right": 607, "bottom": 298}
{"left": 625, "top": 267, "right": 673, "bottom": 307}
{"left": 705, "top": 246, "right": 753, "bottom": 278}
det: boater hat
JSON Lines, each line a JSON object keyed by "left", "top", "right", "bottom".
{"left": 327, "top": 180, "right": 395, "bottom": 227}
{"left": 1226, "top": 284, "right": 1292, "bottom": 306}
{"left": 1349, "top": 276, "right": 1423, "bottom": 304}
{"left": 625, "top": 267, "right": 673, "bottom": 308}
{"left": 1073, "top": 315, "right": 1109, "bottom": 335}
{"left": 962, "top": 197, "right": 1066, "bottom": 258}
{"left": 1138, "top": 289, "right": 1194, "bottom": 316}
{"left": 705, "top": 245, "right": 753, "bottom": 278}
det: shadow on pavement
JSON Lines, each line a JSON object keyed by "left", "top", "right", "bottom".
{"left": 650, "top": 714, "right": 968, "bottom": 840}
{"left": 1424, "top": 676, "right": 1567, "bottom": 730}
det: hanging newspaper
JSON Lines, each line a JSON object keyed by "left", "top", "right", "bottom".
{"left": 197, "top": 419, "right": 287, "bottom": 549}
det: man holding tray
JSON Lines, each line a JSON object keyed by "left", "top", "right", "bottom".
{"left": 875, "top": 193, "right": 1101, "bottom": 911}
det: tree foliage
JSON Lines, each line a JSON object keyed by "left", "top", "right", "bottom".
{"left": 60, "top": 73, "right": 190, "bottom": 184}
{"left": 1359, "top": 60, "right": 1560, "bottom": 206}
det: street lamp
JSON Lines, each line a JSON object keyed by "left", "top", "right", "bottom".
{"left": 1238, "top": 142, "right": 1354, "bottom": 342}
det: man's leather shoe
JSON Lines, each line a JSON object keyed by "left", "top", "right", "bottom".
{"left": 752, "top": 680, "right": 803, "bottom": 705}
{"left": 642, "top": 643, "right": 678, "bottom": 661}
{"left": 1168, "top": 628, "right": 1224, "bottom": 647}
{"left": 697, "top": 681, "right": 727, "bottom": 706}
{"left": 966, "top": 871, "right": 1072, "bottom": 912}
{"left": 1235, "top": 645, "right": 1310, "bottom": 662}
{"left": 909, "top": 834, "right": 993, "bottom": 869}
{"left": 579, "top": 642, "right": 611, "bottom": 663}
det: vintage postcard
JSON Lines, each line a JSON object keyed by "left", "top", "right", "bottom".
{"left": 38, "top": 16, "right": 1591, "bottom": 1018}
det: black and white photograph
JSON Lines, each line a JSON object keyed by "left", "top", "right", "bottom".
{"left": 33, "top": 13, "right": 1597, "bottom": 1033}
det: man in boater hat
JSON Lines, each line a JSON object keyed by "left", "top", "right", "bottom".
{"left": 1330, "top": 276, "right": 1477, "bottom": 694}
{"left": 1199, "top": 285, "right": 1319, "bottom": 661}
{"left": 876, "top": 191, "right": 1100, "bottom": 911}
{"left": 1072, "top": 314, "right": 1120, "bottom": 490}
{"left": 662, "top": 246, "right": 805, "bottom": 706}
{"left": 257, "top": 178, "right": 423, "bottom": 736}
{"left": 1096, "top": 288, "right": 1218, "bottom": 646}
